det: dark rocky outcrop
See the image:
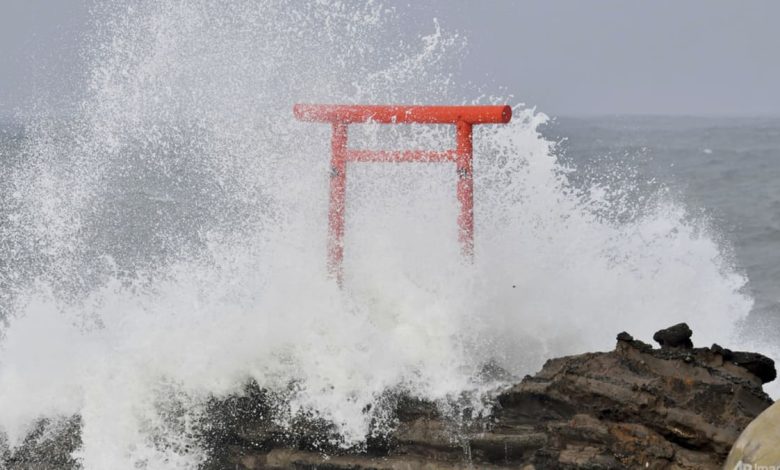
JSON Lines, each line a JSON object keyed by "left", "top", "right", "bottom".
{"left": 3, "top": 325, "right": 776, "bottom": 469}
{"left": 711, "top": 343, "right": 777, "bottom": 384}
{"left": 202, "top": 327, "right": 775, "bottom": 470}
{"left": 652, "top": 322, "right": 694, "bottom": 349}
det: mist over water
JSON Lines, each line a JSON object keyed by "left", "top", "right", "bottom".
{"left": 0, "top": 2, "right": 764, "bottom": 468}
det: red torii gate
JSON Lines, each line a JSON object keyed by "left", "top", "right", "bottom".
{"left": 293, "top": 104, "right": 512, "bottom": 281}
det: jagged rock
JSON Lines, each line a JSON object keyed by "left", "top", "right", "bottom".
{"left": 652, "top": 322, "right": 694, "bottom": 349}
{"left": 615, "top": 331, "right": 633, "bottom": 342}
{"left": 199, "top": 328, "right": 773, "bottom": 469}
{"left": 616, "top": 331, "right": 653, "bottom": 352}
{"left": 2, "top": 327, "right": 775, "bottom": 469}
{"left": 711, "top": 343, "right": 777, "bottom": 384}
{"left": 729, "top": 352, "right": 776, "bottom": 384}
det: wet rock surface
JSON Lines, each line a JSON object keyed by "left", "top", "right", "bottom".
{"left": 652, "top": 322, "right": 694, "bottom": 349}
{"left": 3, "top": 325, "right": 775, "bottom": 469}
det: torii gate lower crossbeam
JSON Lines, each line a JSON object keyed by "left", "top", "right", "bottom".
{"left": 293, "top": 104, "right": 512, "bottom": 282}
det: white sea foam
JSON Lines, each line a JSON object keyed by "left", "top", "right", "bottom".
{"left": 0, "top": 2, "right": 760, "bottom": 468}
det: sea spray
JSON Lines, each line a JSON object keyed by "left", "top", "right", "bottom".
{"left": 0, "top": 1, "right": 756, "bottom": 468}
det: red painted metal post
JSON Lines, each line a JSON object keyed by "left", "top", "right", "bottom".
{"left": 329, "top": 123, "right": 348, "bottom": 282}
{"left": 456, "top": 121, "right": 474, "bottom": 259}
{"left": 294, "top": 104, "right": 511, "bottom": 281}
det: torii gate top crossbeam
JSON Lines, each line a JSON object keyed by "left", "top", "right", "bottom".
{"left": 294, "top": 104, "right": 511, "bottom": 124}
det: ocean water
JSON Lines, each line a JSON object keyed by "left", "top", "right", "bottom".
{"left": 0, "top": 2, "right": 775, "bottom": 469}
{"left": 543, "top": 116, "right": 780, "bottom": 335}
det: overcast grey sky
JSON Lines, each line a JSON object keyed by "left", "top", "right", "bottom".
{"left": 1, "top": 0, "right": 779, "bottom": 117}
{"left": 416, "top": 0, "right": 780, "bottom": 116}
{"left": 0, "top": 0, "right": 88, "bottom": 118}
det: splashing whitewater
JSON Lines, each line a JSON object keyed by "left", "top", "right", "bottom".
{"left": 0, "top": 2, "right": 757, "bottom": 468}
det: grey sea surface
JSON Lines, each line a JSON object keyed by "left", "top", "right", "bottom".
{"left": 542, "top": 116, "right": 780, "bottom": 336}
